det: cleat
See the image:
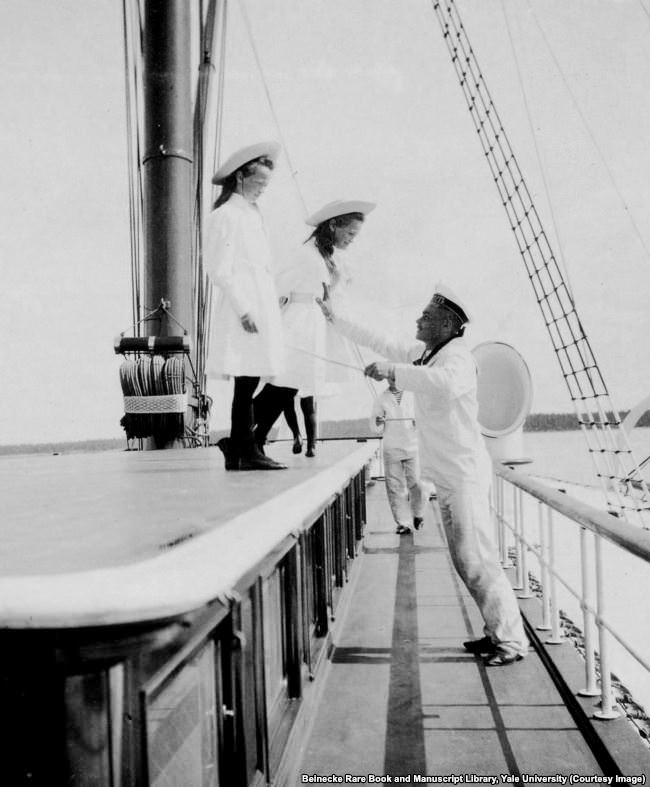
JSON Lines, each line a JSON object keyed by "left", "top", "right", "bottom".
{"left": 463, "top": 636, "right": 496, "bottom": 654}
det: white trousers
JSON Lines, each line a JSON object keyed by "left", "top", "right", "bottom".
{"left": 437, "top": 480, "right": 529, "bottom": 657}
{"left": 384, "top": 452, "right": 426, "bottom": 527}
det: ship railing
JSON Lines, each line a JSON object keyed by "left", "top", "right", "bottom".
{"left": 493, "top": 464, "right": 650, "bottom": 721}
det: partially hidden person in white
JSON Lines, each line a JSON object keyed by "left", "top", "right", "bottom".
{"left": 205, "top": 141, "right": 287, "bottom": 471}
{"left": 318, "top": 283, "right": 529, "bottom": 666}
{"left": 370, "top": 380, "right": 426, "bottom": 535}
{"left": 253, "top": 199, "right": 375, "bottom": 458}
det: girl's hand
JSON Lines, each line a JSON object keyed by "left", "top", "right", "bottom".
{"left": 241, "top": 313, "right": 258, "bottom": 333}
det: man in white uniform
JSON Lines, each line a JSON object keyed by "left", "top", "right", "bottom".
{"left": 319, "top": 284, "right": 528, "bottom": 665}
{"left": 371, "top": 380, "right": 425, "bottom": 534}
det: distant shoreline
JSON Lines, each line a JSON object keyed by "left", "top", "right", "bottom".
{"left": 4, "top": 412, "right": 642, "bottom": 456}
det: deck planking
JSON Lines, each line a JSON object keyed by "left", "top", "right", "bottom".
{"left": 0, "top": 440, "right": 376, "bottom": 628}
{"left": 294, "top": 482, "right": 610, "bottom": 780}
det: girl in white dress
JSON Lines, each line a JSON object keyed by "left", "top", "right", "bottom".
{"left": 205, "top": 141, "right": 286, "bottom": 471}
{"left": 253, "top": 199, "right": 375, "bottom": 457}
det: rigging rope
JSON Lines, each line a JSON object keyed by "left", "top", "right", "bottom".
{"left": 193, "top": 0, "right": 221, "bottom": 408}
{"left": 121, "top": 0, "right": 145, "bottom": 334}
{"left": 639, "top": 0, "right": 650, "bottom": 24}
{"left": 524, "top": 0, "right": 650, "bottom": 268}
{"left": 239, "top": 0, "right": 309, "bottom": 218}
{"left": 500, "top": 0, "right": 574, "bottom": 300}
{"left": 430, "top": 0, "right": 650, "bottom": 525}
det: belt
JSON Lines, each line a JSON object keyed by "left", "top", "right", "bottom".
{"left": 289, "top": 291, "right": 314, "bottom": 304}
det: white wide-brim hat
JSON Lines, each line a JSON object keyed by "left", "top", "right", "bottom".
{"left": 431, "top": 281, "right": 472, "bottom": 324}
{"left": 211, "top": 140, "right": 281, "bottom": 185}
{"left": 306, "top": 199, "right": 376, "bottom": 227}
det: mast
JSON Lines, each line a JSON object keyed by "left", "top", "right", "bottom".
{"left": 142, "top": 0, "right": 193, "bottom": 348}
{"left": 141, "top": 0, "right": 193, "bottom": 445}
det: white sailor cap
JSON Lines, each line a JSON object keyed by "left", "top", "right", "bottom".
{"left": 306, "top": 199, "right": 376, "bottom": 227}
{"left": 211, "top": 140, "right": 281, "bottom": 185}
{"left": 430, "top": 282, "right": 472, "bottom": 325}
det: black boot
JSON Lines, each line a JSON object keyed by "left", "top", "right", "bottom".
{"left": 239, "top": 437, "right": 287, "bottom": 470}
{"left": 301, "top": 396, "right": 317, "bottom": 458}
{"left": 217, "top": 437, "right": 239, "bottom": 471}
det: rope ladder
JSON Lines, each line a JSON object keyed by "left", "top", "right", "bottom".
{"left": 431, "top": 0, "right": 650, "bottom": 525}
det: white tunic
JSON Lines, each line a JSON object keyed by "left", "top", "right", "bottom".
{"left": 205, "top": 194, "right": 284, "bottom": 378}
{"left": 272, "top": 241, "right": 356, "bottom": 394}
{"left": 369, "top": 389, "right": 418, "bottom": 458}
{"left": 334, "top": 316, "right": 528, "bottom": 655}
{"left": 333, "top": 317, "right": 492, "bottom": 487}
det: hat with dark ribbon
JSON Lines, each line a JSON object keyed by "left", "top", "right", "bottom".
{"left": 306, "top": 199, "right": 376, "bottom": 227}
{"left": 211, "top": 140, "right": 281, "bottom": 185}
{"left": 430, "top": 282, "right": 472, "bottom": 325}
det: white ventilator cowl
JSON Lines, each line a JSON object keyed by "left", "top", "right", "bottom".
{"left": 473, "top": 341, "right": 533, "bottom": 463}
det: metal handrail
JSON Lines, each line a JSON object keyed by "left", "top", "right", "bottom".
{"left": 497, "top": 465, "right": 650, "bottom": 560}
{"left": 494, "top": 463, "right": 650, "bottom": 721}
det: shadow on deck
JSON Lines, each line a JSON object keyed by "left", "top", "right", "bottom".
{"left": 291, "top": 481, "right": 649, "bottom": 783}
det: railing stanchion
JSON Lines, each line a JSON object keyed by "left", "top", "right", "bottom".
{"left": 577, "top": 527, "right": 599, "bottom": 697}
{"left": 545, "top": 508, "right": 563, "bottom": 645}
{"left": 536, "top": 500, "right": 551, "bottom": 631}
{"left": 593, "top": 534, "right": 620, "bottom": 719}
{"left": 497, "top": 475, "right": 506, "bottom": 565}
{"left": 501, "top": 474, "right": 513, "bottom": 567}
{"left": 513, "top": 484, "right": 523, "bottom": 589}
{"left": 517, "top": 488, "right": 533, "bottom": 598}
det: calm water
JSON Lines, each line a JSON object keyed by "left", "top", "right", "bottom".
{"left": 523, "top": 427, "right": 650, "bottom": 488}
{"left": 513, "top": 429, "right": 650, "bottom": 719}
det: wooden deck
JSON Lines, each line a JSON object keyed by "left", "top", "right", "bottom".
{"left": 0, "top": 441, "right": 648, "bottom": 784}
{"left": 289, "top": 480, "right": 650, "bottom": 782}
{"left": 0, "top": 440, "right": 376, "bottom": 626}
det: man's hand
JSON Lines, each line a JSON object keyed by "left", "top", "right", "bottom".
{"left": 315, "top": 297, "right": 334, "bottom": 323}
{"left": 240, "top": 313, "right": 258, "bottom": 333}
{"left": 364, "top": 362, "right": 395, "bottom": 381}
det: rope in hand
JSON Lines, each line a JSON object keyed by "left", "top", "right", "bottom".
{"left": 284, "top": 344, "right": 365, "bottom": 373}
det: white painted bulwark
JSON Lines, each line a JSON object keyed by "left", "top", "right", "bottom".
{"left": 0, "top": 441, "right": 376, "bottom": 629}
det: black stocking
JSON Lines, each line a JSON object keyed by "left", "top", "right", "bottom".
{"left": 230, "top": 376, "right": 260, "bottom": 459}
{"left": 300, "top": 396, "right": 317, "bottom": 454}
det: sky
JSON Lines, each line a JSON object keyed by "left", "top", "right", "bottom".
{"left": 2, "top": 0, "right": 650, "bottom": 445}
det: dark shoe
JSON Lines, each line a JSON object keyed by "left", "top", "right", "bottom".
{"left": 292, "top": 436, "right": 303, "bottom": 454}
{"left": 217, "top": 437, "right": 239, "bottom": 471}
{"left": 306, "top": 441, "right": 316, "bottom": 458}
{"left": 463, "top": 636, "right": 497, "bottom": 655}
{"left": 239, "top": 455, "right": 288, "bottom": 470}
{"left": 413, "top": 516, "right": 424, "bottom": 530}
{"left": 484, "top": 651, "right": 524, "bottom": 667}
{"left": 395, "top": 524, "right": 411, "bottom": 535}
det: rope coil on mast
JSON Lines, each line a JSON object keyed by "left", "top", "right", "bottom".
{"left": 115, "top": 300, "right": 191, "bottom": 444}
